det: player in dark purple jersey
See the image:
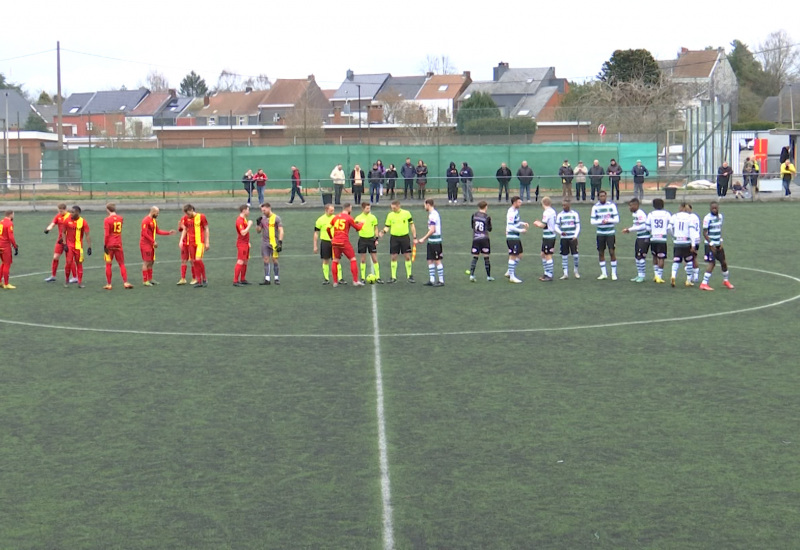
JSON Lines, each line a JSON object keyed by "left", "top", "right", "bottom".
{"left": 467, "top": 201, "right": 494, "bottom": 282}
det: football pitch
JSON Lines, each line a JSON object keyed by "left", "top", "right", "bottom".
{"left": 1, "top": 201, "right": 799, "bottom": 549}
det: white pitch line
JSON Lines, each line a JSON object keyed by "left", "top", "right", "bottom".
{"left": 372, "top": 285, "right": 395, "bottom": 550}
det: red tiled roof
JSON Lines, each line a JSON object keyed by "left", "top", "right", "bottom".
{"left": 671, "top": 50, "right": 720, "bottom": 79}
{"left": 416, "top": 74, "right": 471, "bottom": 100}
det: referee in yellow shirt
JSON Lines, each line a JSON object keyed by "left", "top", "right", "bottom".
{"left": 379, "top": 200, "right": 416, "bottom": 283}
{"left": 354, "top": 202, "right": 383, "bottom": 283}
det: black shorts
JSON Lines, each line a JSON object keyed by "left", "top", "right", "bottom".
{"left": 650, "top": 242, "right": 667, "bottom": 259}
{"left": 634, "top": 238, "right": 650, "bottom": 260}
{"left": 390, "top": 235, "right": 412, "bottom": 255}
{"left": 320, "top": 240, "right": 333, "bottom": 260}
{"left": 704, "top": 244, "right": 726, "bottom": 263}
{"left": 358, "top": 237, "right": 377, "bottom": 254}
{"left": 471, "top": 238, "right": 490, "bottom": 255}
{"left": 427, "top": 243, "right": 443, "bottom": 261}
{"left": 560, "top": 238, "right": 578, "bottom": 256}
{"left": 507, "top": 239, "right": 523, "bottom": 256}
{"left": 541, "top": 238, "right": 556, "bottom": 255}
{"left": 673, "top": 244, "right": 693, "bottom": 262}
{"left": 596, "top": 234, "right": 616, "bottom": 252}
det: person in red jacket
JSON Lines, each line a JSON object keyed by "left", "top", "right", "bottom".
{"left": 140, "top": 206, "right": 176, "bottom": 286}
{"left": 327, "top": 203, "right": 364, "bottom": 287}
{"left": 102, "top": 203, "right": 134, "bottom": 290}
{"left": 0, "top": 210, "right": 19, "bottom": 289}
{"left": 253, "top": 168, "right": 268, "bottom": 205}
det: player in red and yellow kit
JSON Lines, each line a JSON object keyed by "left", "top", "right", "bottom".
{"left": 102, "top": 203, "right": 134, "bottom": 290}
{"left": 176, "top": 212, "right": 195, "bottom": 285}
{"left": 43, "top": 203, "right": 75, "bottom": 282}
{"left": 327, "top": 203, "right": 364, "bottom": 287}
{"left": 63, "top": 205, "right": 92, "bottom": 288}
{"left": 234, "top": 204, "right": 253, "bottom": 286}
{"left": 140, "top": 206, "right": 175, "bottom": 286}
{"left": 179, "top": 204, "right": 209, "bottom": 288}
{"left": 0, "top": 210, "right": 19, "bottom": 289}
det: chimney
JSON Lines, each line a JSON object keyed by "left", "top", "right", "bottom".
{"left": 245, "top": 86, "right": 253, "bottom": 94}
{"left": 203, "top": 94, "right": 210, "bottom": 107}
{"left": 308, "top": 74, "right": 315, "bottom": 82}
{"left": 168, "top": 88, "right": 177, "bottom": 99}
{"left": 346, "top": 69, "right": 354, "bottom": 81}
{"left": 367, "top": 104, "right": 383, "bottom": 124}
{"left": 494, "top": 62, "right": 510, "bottom": 81}
{"left": 462, "top": 71, "right": 471, "bottom": 80}
{"left": 680, "top": 47, "right": 689, "bottom": 56}
{"left": 426, "top": 71, "right": 434, "bottom": 78}
{"left": 332, "top": 106, "right": 343, "bottom": 124}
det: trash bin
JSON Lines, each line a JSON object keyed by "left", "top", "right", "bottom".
{"left": 321, "top": 192, "right": 333, "bottom": 205}
{"left": 664, "top": 187, "right": 677, "bottom": 200}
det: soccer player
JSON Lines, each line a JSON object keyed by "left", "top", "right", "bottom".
{"left": 0, "top": 210, "right": 19, "bottom": 289}
{"left": 468, "top": 201, "right": 493, "bottom": 282}
{"left": 685, "top": 203, "right": 702, "bottom": 283}
{"left": 102, "top": 203, "right": 134, "bottom": 290}
{"left": 700, "top": 201, "right": 734, "bottom": 291}
{"left": 621, "top": 197, "right": 650, "bottom": 283}
{"left": 313, "top": 203, "right": 342, "bottom": 285}
{"left": 554, "top": 199, "right": 580, "bottom": 279}
{"left": 176, "top": 211, "right": 195, "bottom": 285}
{"left": 667, "top": 202, "right": 694, "bottom": 287}
{"left": 532, "top": 196, "right": 556, "bottom": 281}
{"left": 63, "top": 205, "right": 92, "bottom": 288}
{"left": 646, "top": 198, "right": 671, "bottom": 283}
{"left": 328, "top": 203, "right": 364, "bottom": 287}
{"left": 43, "top": 203, "right": 75, "bottom": 283}
{"left": 354, "top": 202, "right": 383, "bottom": 283}
{"left": 180, "top": 204, "right": 209, "bottom": 288}
{"left": 256, "top": 203, "right": 283, "bottom": 285}
{"left": 505, "top": 196, "right": 529, "bottom": 283}
{"left": 416, "top": 199, "right": 444, "bottom": 286}
{"left": 233, "top": 204, "right": 253, "bottom": 286}
{"left": 379, "top": 200, "right": 416, "bottom": 283}
{"left": 139, "top": 206, "right": 175, "bottom": 286}
{"left": 590, "top": 190, "right": 619, "bottom": 280}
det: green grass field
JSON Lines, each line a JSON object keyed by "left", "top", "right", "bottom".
{"left": 1, "top": 201, "right": 799, "bottom": 549}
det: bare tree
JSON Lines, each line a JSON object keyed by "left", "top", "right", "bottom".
{"left": 242, "top": 74, "right": 272, "bottom": 91}
{"left": 145, "top": 70, "right": 170, "bottom": 92}
{"left": 284, "top": 91, "right": 325, "bottom": 143}
{"left": 419, "top": 54, "right": 458, "bottom": 75}
{"left": 215, "top": 69, "right": 243, "bottom": 93}
{"left": 757, "top": 30, "right": 800, "bottom": 94}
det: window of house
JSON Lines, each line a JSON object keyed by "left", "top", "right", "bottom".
{"left": 438, "top": 85, "right": 448, "bottom": 92}
{"left": 69, "top": 107, "right": 80, "bottom": 114}
{"left": 86, "top": 121, "right": 93, "bottom": 131}
{"left": 239, "top": 116, "right": 246, "bottom": 125}
{"left": 208, "top": 116, "right": 216, "bottom": 126}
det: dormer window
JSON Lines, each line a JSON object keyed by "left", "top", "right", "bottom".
{"left": 438, "top": 85, "right": 448, "bottom": 92}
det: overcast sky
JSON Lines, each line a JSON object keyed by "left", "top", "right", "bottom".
{"left": 0, "top": 0, "right": 791, "bottom": 97}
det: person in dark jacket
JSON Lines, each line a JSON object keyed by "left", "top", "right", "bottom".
{"left": 558, "top": 160, "right": 574, "bottom": 201}
{"left": 242, "top": 169, "right": 254, "bottom": 206}
{"left": 415, "top": 159, "right": 428, "bottom": 199}
{"left": 496, "top": 162, "right": 512, "bottom": 202}
{"left": 588, "top": 159, "right": 605, "bottom": 201}
{"left": 446, "top": 162, "right": 460, "bottom": 203}
{"left": 716, "top": 161, "right": 733, "bottom": 197}
{"left": 368, "top": 163, "right": 384, "bottom": 203}
{"left": 631, "top": 160, "right": 649, "bottom": 200}
{"left": 350, "top": 164, "right": 366, "bottom": 204}
{"left": 607, "top": 159, "right": 622, "bottom": 201}
{"left": 384, "top": 164, "right": 398, "bottom": 200}
{"left": 401, "top": 158, "right": 416, "bottom": 199}
{"left": 517, "top": 161, "right": 534, "bottom": 202}
{"left": 289, "top": 165, "right": 305, "bottom": 204}
{"left": 460, "top": 162, "right": 474, "bottom": 203}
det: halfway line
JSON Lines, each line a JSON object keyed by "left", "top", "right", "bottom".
{"left": 372, "top": 285, "right": 395, "bottom": 550}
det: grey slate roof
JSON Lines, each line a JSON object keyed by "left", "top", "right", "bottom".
{"left": 512, "top": 86, "right": 559, "bottom": 117}
{"left": 62, "top": 92, "right": 96, "bottom": 114}
{"left": 376, "top": 75, "right": 427, "bottom": 100}
{"left": 332, "top": 73, "right": 390, "bottom": 101}
{"left": 0, "top": 89, "right": 36, "bottom": 128}
{"left": 758, "top": 87, "right": 800, "bottom": 123}
{"left": 81, "top": 88, "right": 149, "bottom": 114}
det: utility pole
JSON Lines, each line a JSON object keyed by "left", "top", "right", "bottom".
{"left": 5, "top": 91, "right": 10, "bottom": 186}
{"left": 57, "top": 41, "right": 63, "bottom": 149}
{"left": 357, "top": 84, "right": 362, "bottom": 144}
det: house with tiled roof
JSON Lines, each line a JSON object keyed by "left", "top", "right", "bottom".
{"left": 330, "top": 71, "right": 391, "bottom": 123}
{"left": 0, "top": 89, "right": 45, "bottom": 130}
{"left": 456, "top": 63, "right": 568, "bottom": 121}
{"left": 415, "top": 72, "right": 472, "bottom": 123}
{"left": 373, "top": 75, "right": 428, "bottom": 123}
{"left": 258, "top": 76, "right": 330, "bottom": 125}
{"left": 758, "top": 85, "right": 800, "bottom": 125}
{"left": 60, "top": 88, "right": 150, "bottom": 137}
{"left": 658, "top": 48, "right": 738, "bottom": 117}
{"left": 190, "top": 88, "right": 270, "bottom": 126}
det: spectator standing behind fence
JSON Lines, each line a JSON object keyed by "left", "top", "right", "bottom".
{"left": 631, "top": 160, "right": 649, "bottom": 200}
{"left": 416, "top": 159, "right": 428, "bottom": 200}
{"left": 401, "top": 158, "right": 416, "bottom": 199}
{"left": 460, "top": 162, "right": 474, "bottom": 203}
{"left": 716, "top": 161, "right": 733, "bottom": 197}
{"left": 517, "top": 161, "right": 534, "bottom": 202}
{"left": 446, "top": 162, "right": 460, "bottom": 204}
{"left": 559, "top": 160, "right": 574, "bottom": 201}
{"left": 376, "top": 159, "right": 386, "bottom": 196}
{"left": 496, "top": 162, "right": 512, "bottom": 203}
{"left": 780, "top": 158, "right": 796, "bottom": 197}
{"left": 254, "top": 168, "right": 268, "bottom": 205}
{"left": 369, "top": 163, "right": 383, "bottom": 204}
{"left": 330, "top": 164, "right": 346, "bottom": 205}
{"left": 384, "top": 164, "right": 398, "bottom": 200}
{"left": 588, "top": 160, "right": 604, "bottom": 201}
{"left": 573, "top": 161, "right": 588, "bottom": 201}
{"left": 742, "top": 157, "right": 754, "bottom": 191}
{"left": 242, "top": 169, "right": 254, "bottom": 206}
{"left": 288, "top": 166, "right": 306, "bottom": 204}
{"left": 607, "top": 159, "right": 622, "bottom": 201}
{"left": 351, "top": 164, "right": 365, "bottom": 204}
